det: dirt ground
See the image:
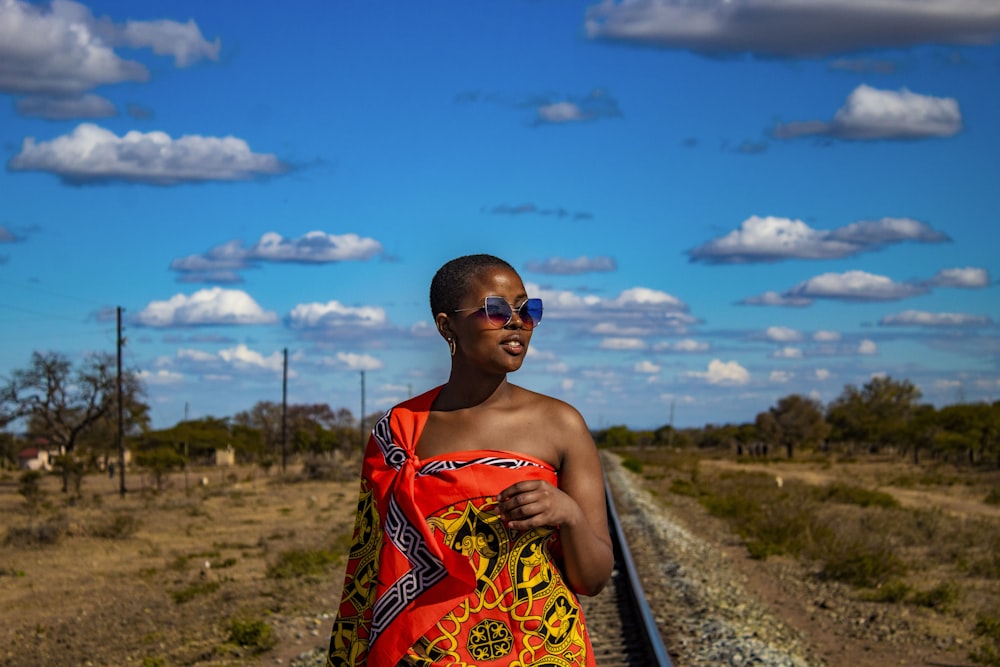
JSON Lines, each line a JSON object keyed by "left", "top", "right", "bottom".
{"left": 1, "top": 456, "right": 998, "bottom": 667}
{"left": 0, "top": 465, "right": 360, "bottom": 667}
{"left": 637, "top": 455, "right": 1000, "bottom": 667}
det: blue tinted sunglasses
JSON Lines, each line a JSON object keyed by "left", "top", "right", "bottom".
{"left": 453, "top": 296, "right": 543, "bottom": 330}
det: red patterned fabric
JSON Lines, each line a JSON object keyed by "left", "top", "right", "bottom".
{"left": 328, "top": 387, "right": 596, "bottom": 667}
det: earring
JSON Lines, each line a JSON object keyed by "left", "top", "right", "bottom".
{"left": 447, "top": 338, "right": 456, "bottom": 357}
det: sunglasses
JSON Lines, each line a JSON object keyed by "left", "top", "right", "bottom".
{"left": 453, "top": 296, "right": 543, "bottom": 330}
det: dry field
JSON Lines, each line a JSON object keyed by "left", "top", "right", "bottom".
{"left": 622, "top": 449, "right": 1000, "bottom": 667}
{"left": 2, "top": 452, "right": 999, "bottom": 667}
{"left": 0, "top": 462, "right": 361, "bottom": 667}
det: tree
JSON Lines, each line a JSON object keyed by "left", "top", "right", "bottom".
{"left": 5, "top": 352, "right": 116, "bottom": 453}
{"left": 134, "top": 446, "right": 186, "bottom": 491}
{"left": 594, "top": 425, "right": 636, "bottom": 449}
{"left": 826, "top": 376, "right": 921, "bottom": 452}
{"left": 4, "top": 351, "right": 148, "bottom": 492}
{"left": 768, "top": 394, "right": 829, "bottom": 458}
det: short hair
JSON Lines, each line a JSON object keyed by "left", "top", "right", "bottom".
{"left": 430, "top": 254, "right": 517, "bottom": 316}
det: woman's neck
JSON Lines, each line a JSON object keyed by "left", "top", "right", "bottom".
{"left": 436, "top": 372, "right": 512, "bottom": 411}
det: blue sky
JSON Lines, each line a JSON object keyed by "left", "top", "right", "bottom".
{"left": 2, "top": 0, "right": 999, "bottom": 431}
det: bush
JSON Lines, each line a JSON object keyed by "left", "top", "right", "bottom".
{"left": 819, "top": 537, "right": 907, "bottom": 588}
{"left": 171, "top": 580, "right": 220, "bottom": 603}
{"left": 227, "top": 617, "right": 275, "bottom": 653}
{"left": 4, "top": 518, "right": 67, "bottom": 548}
{"left": 620, "top": 456, "right": 643, "bottom": 474}
{"left": 911, "top": 582, "right": 961, "bottom": 611}
{"left": 89, "top": 513, "right": 140, "bottom": 539}
{"left": 864, "top": 579, "right": 911, "bottom": 603}
{"left": 266, "top": 547, "right": 339, "bottom": 579}
{"left": 815, "top": 483, "right": 899, "bottom": 509}
{"left": 970, "top": 614, "right": 1000, "bottom": 667}
{"left": 985, "top": 487, "right": 1000, "bottom": 506}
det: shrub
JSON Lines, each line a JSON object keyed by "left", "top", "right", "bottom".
{"left": 266, "top": 547, "right": 339, "bottom": 579}
{"left": 985, "top": 487, "right": 1000, "bottom": 506}
{"left": 819, "top": 537, "right": 907, "bottom": 588}
{"left": 971, "top": 614, "right": 1000, "bottom": 667}
{"left": 89, "top": 513, "right": 140, "bottom": 539}
{"left": 620, "top": 457, "right": 643, "bottom": 474}
{"left": 815, "top": 483, "right": 899, "bottom": 509}
{"left": 4, "top": 518, "right": 67, "bottom": 548}
{"left": 171, "top": 580, "right": 220, "bottom": 603}
{"left": 911, "top": 582, "right": 961, "bottom": 611}
{"left": 864, "top": 579, "right": 911, "bottom": 603}
{"left": 227, "top": 617, "right": 275, "bottom": 653}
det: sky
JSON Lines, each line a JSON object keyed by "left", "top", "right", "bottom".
{"left": 1, "top": 0, "right": 999, "bottom": 432}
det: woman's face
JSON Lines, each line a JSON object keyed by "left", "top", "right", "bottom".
{"left": 446, "top": 266, "right": 533, "bottom": 375}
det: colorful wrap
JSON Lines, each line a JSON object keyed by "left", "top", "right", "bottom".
{"left": 328, "top": 387, "right": 596, "bottom": 667}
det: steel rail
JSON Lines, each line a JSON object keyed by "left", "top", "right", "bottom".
{"left": 604, "top": 477, "right": 674, "bottom": 667}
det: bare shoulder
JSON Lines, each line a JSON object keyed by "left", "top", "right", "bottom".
{"left": 512, "top": 385, "right": 587, "bottom": 427}
{"left": 510, "top": 385, "right": 594, "bottom": 458}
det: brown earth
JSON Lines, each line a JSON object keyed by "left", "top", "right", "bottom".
{"left": 1, "top": 457, "right": 997, "bottom": 667}
{"left": 628, "top": 454, "right": 1000, "bottom": 667}
{"left": 0, "top": 464, "right": 360, "bottom": 667}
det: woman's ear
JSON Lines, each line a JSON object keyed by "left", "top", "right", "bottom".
{"left": 435, "top": 313, "right": 452, "bottom": 340}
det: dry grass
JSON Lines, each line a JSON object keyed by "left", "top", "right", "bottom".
{"left": 621, "top": 448, "right": 1000, "bottom": 664}
{"left": 0, "top": 462, "right": 360, "bottom": 667}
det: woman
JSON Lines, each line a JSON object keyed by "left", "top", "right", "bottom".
{"left": 328, "top": 254, "right": 613, "bottom": 666}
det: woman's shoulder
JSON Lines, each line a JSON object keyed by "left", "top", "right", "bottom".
{"left": 511, "top": 385, "right": 589, "bottom": 431}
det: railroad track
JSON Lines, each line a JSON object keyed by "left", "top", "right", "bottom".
{"left": 579, "top": 479, "right": 674, "bottom": 667}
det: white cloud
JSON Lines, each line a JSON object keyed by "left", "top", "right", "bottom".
{"left": 600, "top": 337, "right": 647, "bottom": 350}
{"left": 0, "top": 0, "right": 219, "bottom": 119}
{"left": 879, "top": 310, "right": 993, "bottom": 327}
{"left": 530, "top": 283, "right": 695, "bottom": 331}
{"left": 319, "top": 352, "right": 384, "bottom": 371}
{"left": 814, "top": 368, "right": 831, "bottom": 381}
{"left": 538, "top": 102, "right": 585, "bottom": 123}
{"left": 771, "top": 347, "right": 803, "bottom": 359}
{"left": 9, "top": 123, "right": 287, "bottom": 185}
{"left": 612, "top": 287, "right": 686, "bottom": 309}
{"left": 927, "top": 266, "right": 991, "bottom": 288}
{"left": 171, "top": 231, "right": 383, "bottom": 281}
{"left": 813, "top": 330, "right": 842, "bottom": 342}
{"left": 858, "top": 339, "right": 878, "bottom": 355}
{"left": 586, "top": 0, "right": 1000, "bottom": 58}
{"left": 764, "top": 326, "right": 803, "bottom": 343}
{"left": 685, "top": 359, "right": 750, "bottom": 385}
{"left": 788, "top": 270, "right": 927, "bottom": 302}
{"left": 770, "top": 370, "right": 792, "bottom": 383}
{"left": 774, "top": 86, "right": 962, "bottom": 141}
{"left": 524, "top": 256, "right": 617, "bottom": 275}
{"left": 174, "top": 344, "right": 289, "bottom": 376}
{"left": 740, "top": 291, "right": 812, "bottom": 307}
{"left": 591, "top": 323, "right": 652, "bottom": 337}
{"left": 136, "top": 288, "right": 278, "bottom": 327}
{"left": 218, "top": 344, "right": 286, "bottom": 373}
{"left": 137, "top": 369, "right": 184, "bottom": 385}
{"left": 288, "top": 300, "right": 387, "bottom": 329}
{"left": 654, "top": 338, "right": 709, "bottom": 353}
{"left": 634, "top": 360, "right": 661, "bottom": 373}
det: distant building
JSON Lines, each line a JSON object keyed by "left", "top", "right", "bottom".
{"left": 18, "top": 447, "right": 52, "bottom": 471}
{"left": 214, "top": 445, "right": 235, "bottom": 466}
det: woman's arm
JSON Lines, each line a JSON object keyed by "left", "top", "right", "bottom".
{"left": 498, "top": 405, "right": 613, "bottom": 596}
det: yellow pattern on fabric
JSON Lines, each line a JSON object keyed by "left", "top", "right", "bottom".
{"left": 408, "top": 496, "right": 591, "bottom": 666}
{"left": 329, "top": 481, "right": 380, "bottom": 667}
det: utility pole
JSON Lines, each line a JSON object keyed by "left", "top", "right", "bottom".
{"left": 359, "top": 370, "right": 366, "bottom": 445}
{"left": 281, "top": 347, "right": 288, "bottom": 473}
{"left": 116, "top": 306, "right": 126, "bottom": 498}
